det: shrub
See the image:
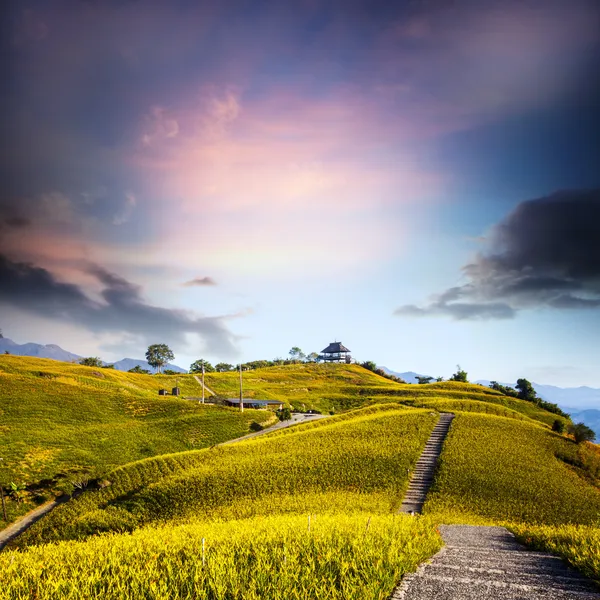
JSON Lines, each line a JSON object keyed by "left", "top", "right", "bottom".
{"left": 569, "top": 423, "right": 596, "bottom": 445}
{"left": 552, "top": 419, "right": 565, "bottom": 434}
{"left": 79, "top": 357, "right": 103, "bottom": 367}
{"left": 276, "top": 407, "right": 292, "bottom": 421}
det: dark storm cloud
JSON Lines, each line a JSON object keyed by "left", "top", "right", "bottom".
{"left": 2, "top": 216, "right": 31, "bottom": 228}
{"left": 0, "top": 255, "right": 239, "bottom": 354}
{"left": 395, "top": 190, "right": 600, "bottom": 319}
{"left": 183, "top": 276, "right": 217, "bottom": 287}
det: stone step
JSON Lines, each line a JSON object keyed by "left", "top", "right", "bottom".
{"left": 391, "top": 525, "right": 600, "bottom": 600}
{"left": 431, "top": 557, "right": 593, "bottom": 579}
{"left": 425, "top": 565, "right": 599, "bottom": 593}
{"left": 399, "top": 413, "right": 454, "bottom": 515}
{"left": 393, "top": 574, "right": 600, "bottom": 600}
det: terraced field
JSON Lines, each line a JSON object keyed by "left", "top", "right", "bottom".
{"left": 12, "top": 405, "right": 438, "bottom": 546}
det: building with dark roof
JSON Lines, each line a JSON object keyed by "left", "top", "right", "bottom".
{"left": 224, "top": 398, "right": 283, "bottom": 410}
{"left": 319, "top": 342, "right": 352, "bottom": 363}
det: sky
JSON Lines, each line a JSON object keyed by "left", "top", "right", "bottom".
{"left": 1, "top": 0, "right": 600, "bottom": 386}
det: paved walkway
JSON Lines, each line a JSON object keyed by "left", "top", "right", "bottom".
{"left": 220, "top": 412, "right": 327, "bottom": 445}
{"left": 400, "top": 412, "right": 454, "bottom": 514}
{"left": 392, "top": 525, "right": 600, "bottom": 600}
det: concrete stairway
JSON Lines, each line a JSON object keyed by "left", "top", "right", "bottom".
{"left": 391, "top": 525, "right": 600, "bottom": 599}
{"left": 400, "top": 412, "right": 454, "bottom": 514}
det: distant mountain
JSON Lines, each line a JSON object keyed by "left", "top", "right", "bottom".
{"left": 380, "top": 368, "right": 429, "bottom": 384}
{"left": 0, "top": 337, "right": 81, "bottom": 363}
{"left": 112, "top": 358, "right": 187, "bottom": 373}
{"left": 476, "top": 380, "right": 600, "bottom": 412}
{"left": 0, "top": 337, "right": 187, "bottom": 373}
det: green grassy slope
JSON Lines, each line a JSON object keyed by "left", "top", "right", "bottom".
{"left": 0, "top": 356, "right": 275, "bottom": 522}
{"left": 13, "top": 405, "right": 437, "bottom": 547}
{"left": 186, "top": 364, "right": 566, "bottom": 426}
{"left": 2, "top": 366, "right": 599, "bottom": 596}
{"left": 424, "top": 413, "right": 600, "bottom": 525}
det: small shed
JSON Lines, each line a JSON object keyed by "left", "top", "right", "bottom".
{"left": 319, "top": 342, "right": 352, "bottom": 363}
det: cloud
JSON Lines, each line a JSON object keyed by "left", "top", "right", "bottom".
{"left": 0, "top": 254, "right": 240, "bottom": 356}
{"left": 142, "top": 107, "right": 179, "bottom": 146}
{"left": 395, "top": 189, "right": 600, "bottom": 319}
{"left": 113, "top": 192, "right": 137, "bottom": 225}
{"left": 183, "top": 276, "right": 217, "bottom": 287}
{"left": 2, "top": 216, "right": 31, "bottom": 229}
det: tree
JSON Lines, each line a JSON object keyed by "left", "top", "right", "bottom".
{"left": 79, "top": 357, "right": 103, "bottom": 367}
{"left": 289, "top": 347, "right": 306, "bottom": 361}
{"left": 128, "top": 365, "right": 150, "bottom": 374}
{"left": 361, "top": 361, "right": 377, "bottom": 372}
{"left": 449, "top": 365, "right": 468, "bottom": 382}
{"left": 569, "top": 423, "right": 596, "bottom": 444}
{"left": 416, "top": 376, "right": 433, "bottom": 384}
{"left": 276, "top": 407, "right": 292, "bottom": 421}
{"left": 215, "top": 362, "right": 234, "bottom": 372}
{"left": 515, "top": 378, "right": 537, "bottom": 402}
{"left": 189, "top": 359, "right": 215, "bottom": 373}
{"left": 145, "top": 344, "right": 174, "bottom": 374}
{"left": 435, "top": 376, "right": 444, "bottom": 382}
{"left": 552, "top": 419, "right": 565, "bottom": 434}
{"left": 306, "top": 352, "right": 320, "bottom": 363}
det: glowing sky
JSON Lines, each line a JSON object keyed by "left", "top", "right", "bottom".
{"left": 1, "top": 0, "right": 600, "bottom": 385}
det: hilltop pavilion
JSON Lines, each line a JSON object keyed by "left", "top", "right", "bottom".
{"left": 319, "top": 342, "right": 352, "bottom": 363}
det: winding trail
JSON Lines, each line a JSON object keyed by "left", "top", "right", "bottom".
{"left": 0, "top": 496, "right": 68, "bottom": 550}
{"left": 392, "top": 525, "right": 600, "bottom": 599}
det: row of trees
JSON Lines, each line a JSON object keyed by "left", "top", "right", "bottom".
{"left": 489, "top": 378, "right": 569, "bottom": 418}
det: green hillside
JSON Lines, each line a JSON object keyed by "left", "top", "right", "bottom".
{"left": 3, "top": 400, "right": 599, "bottom": 597}
{"left": 0, "top": 356, "right": 275, "bottom": 522}
{"left": 424, "top": 413, "right": 600, "bottom": 524}
{"left": 2, "top": 356, "right": 598, "bottom": 598}
{"left": 0, "top": 356, "right": 573, "bottom": 524}
{"left": 13, "top": 405, "right": 438, "bottom": 546}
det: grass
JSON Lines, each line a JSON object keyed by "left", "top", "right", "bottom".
{"left": 510, "top": 523, "right": 600, "bottom": 582}
{"left": 0, "top": 512, "right": 442, "bottom": 600}
{"left": 409, "top": 398, "right": 539, "bottom": 423}
{"left": 0, "top": 356, "right": 275, "bottom": 522}
{"left": 424, "top": 413, "right": 600, "bottom": 525}
{"left": 12, "top": 406, "right": 438, "bottom": 547}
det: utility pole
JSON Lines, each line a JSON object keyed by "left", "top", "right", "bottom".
{"left": 201, "top": 364, "right": 205, "bottom": 404}
{"left": 0, "top": 458, "right": 6, "bottom": 522}
{"left": 239, "top": 363, "right": 244, "bottom": 413}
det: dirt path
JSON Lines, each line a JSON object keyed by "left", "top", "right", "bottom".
{"left": 0, "top": 496, "right": 69, "bottom": 550}
{"left": 392, "top": 525, "right": 600, "bottom": 599}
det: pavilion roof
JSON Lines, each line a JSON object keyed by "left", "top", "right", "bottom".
{"left": 320, "top": 342, "right": 351, "bottom": 354}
